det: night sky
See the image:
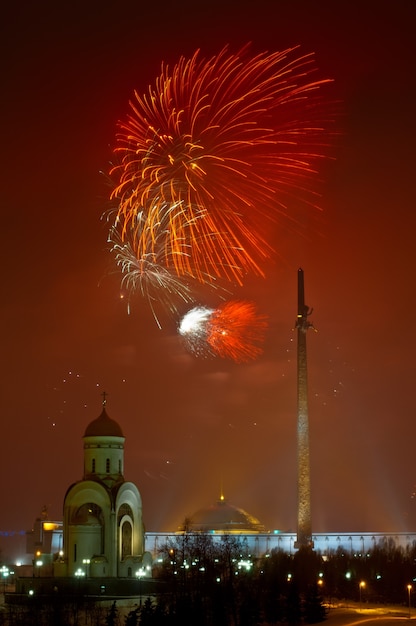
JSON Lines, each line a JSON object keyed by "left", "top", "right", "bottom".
{"left": 1, "top": 1, "right": 416, "bottom": 560}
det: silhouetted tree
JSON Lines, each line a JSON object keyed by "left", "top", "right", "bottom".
{"left": 303, "top": 584, "right": 327, "bottom": 623}
{"left": 285, "top": 580, "right": 302, "bottom": 625}
{"left": 106, "top": 600, "right": 119, "bottom": 626}
{"left": 125, "top": 605, "right": 140, "bottom": 626}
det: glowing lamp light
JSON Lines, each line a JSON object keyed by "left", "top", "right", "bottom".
{"left": 237, "top": 559, "right": 252, "bottom": 571}
{"left": 359, "top": 580, "right": 366, "bottom": 612}
{"left": 43, "top": 522, "right": 59, "bottom": 531}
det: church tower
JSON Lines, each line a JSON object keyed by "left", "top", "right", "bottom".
{"left": 61, "top": 397, "right": 148, "bottom": 578}
{"left": 83, "top": 396, "right": 125, "bottom": 486}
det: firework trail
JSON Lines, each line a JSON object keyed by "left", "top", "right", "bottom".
{"left": 109, "top": 44, "right": 334, "bottom": 289}
{"left": 108, "top": 215, "right": 195, "bottom": 327}
{"left": 107, "top": 204, "right": 233, "bottom": 325}
{"left": 179, "top": 301, "right": 268, "bottom": 363}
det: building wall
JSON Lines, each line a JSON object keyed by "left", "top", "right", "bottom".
{"left": 26, "top": 519, "right": 63, "bottom": 563}
{"left": 145, "top": 530, "right": 416, "bottom": 561}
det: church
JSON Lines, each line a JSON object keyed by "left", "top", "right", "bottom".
{"left": 51, "top": 397, "right": 152, "bottom": 580}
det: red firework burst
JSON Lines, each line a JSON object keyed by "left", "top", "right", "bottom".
{"left": 110, "top": 45, "right": 335, "bottom": 286}
{"left": 207, "top": 301, "right": 268, "bottom": 363}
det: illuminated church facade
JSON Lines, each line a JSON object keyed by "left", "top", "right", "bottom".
{"left": 53, "top": 401, "right": 151, "bottom": 579}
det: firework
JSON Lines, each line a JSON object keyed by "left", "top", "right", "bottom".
{"left": 179, "top": 301, "right": 268, "bottom": 363}
{"left": 178, "top": 306, "right": 215, "bottom": 357}
{"left": 110, "top": 45, "right": 334, "bottom": 286}
{"left": 107, "top": 202, "right": 235, "bottom": 324}
{"left": 208, "top": 300, "right": 268, "bottom": 362}
{"left": 108, "top": 217, "right": 196, "bottom": 326}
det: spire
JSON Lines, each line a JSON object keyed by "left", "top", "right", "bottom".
{"left": 219, "top": 477, "right": 225, "bottom": 502}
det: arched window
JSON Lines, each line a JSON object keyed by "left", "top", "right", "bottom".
{"left": 121, "top": 521, "right": 132, "bottom": 559}
{"left": 118, "top": 504, "right": 134, "bottom": 561}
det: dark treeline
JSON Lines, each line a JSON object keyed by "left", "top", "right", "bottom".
{"left": 2, "top": 534, "right": 416, "bottom": 625}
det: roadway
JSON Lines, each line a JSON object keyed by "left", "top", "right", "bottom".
{"left": 326, "top": 603, "right": 413, "bottom": 625}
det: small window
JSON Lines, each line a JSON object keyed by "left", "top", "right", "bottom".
{"left": 119, "top": 460, "right": 121, "bottom": 473}
{"left": 92, "top": 459, "right": 96, "bottom": 473}
{"left": 106, "top": 458, "right": 110, "bottom": 473}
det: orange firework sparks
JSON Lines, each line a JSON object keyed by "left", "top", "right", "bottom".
{"left": 110, "top": 45, "right": 335, "bottom": 286}
{"left": 107, "top": 203, "right": 228, "bottom": 324}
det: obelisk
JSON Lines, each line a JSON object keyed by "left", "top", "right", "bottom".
{"left": 295, "top": 268, "right": 314, "bottom": 549}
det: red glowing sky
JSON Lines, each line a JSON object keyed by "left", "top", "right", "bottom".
{"left": 1, "top": 0, "right": 416, "bottom": 559}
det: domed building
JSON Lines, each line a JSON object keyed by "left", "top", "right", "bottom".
{"left": 59, "top": 399, "right": 150, "bottom": 578}
{"left": 188, "top": 495, "right": 266, "bottom": 534}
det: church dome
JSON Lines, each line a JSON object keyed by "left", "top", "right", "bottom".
{"left": 189, "top": 497, "right": 266, "bottom": 533}
{"left": 84, "top": 407, "right": 124, "bottom": 438}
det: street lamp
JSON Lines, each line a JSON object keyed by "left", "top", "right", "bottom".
{"left": 407, "top": 584, "right": 412, "bottom": 619}
{"left": 34, "top": 551, "right": 43, "bottom": 578}
{"left": 359, "top": 581, "right": 366, "bottom": 611}
{"left": 82, "top": 559, "right": 90, "bottom": 578}
{"left": 1, "top": 566, "right": 9, "bottom": 596}
{"left": 136, "top": 568, "right": 145, "bottom": 607}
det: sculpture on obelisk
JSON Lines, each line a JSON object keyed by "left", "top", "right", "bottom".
{"left": 295, "top": 268, "right": 314, "bottom": 549}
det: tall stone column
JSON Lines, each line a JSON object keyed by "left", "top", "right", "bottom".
{"left": 295, "top": 268, "right": 314, "bottom": 549}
